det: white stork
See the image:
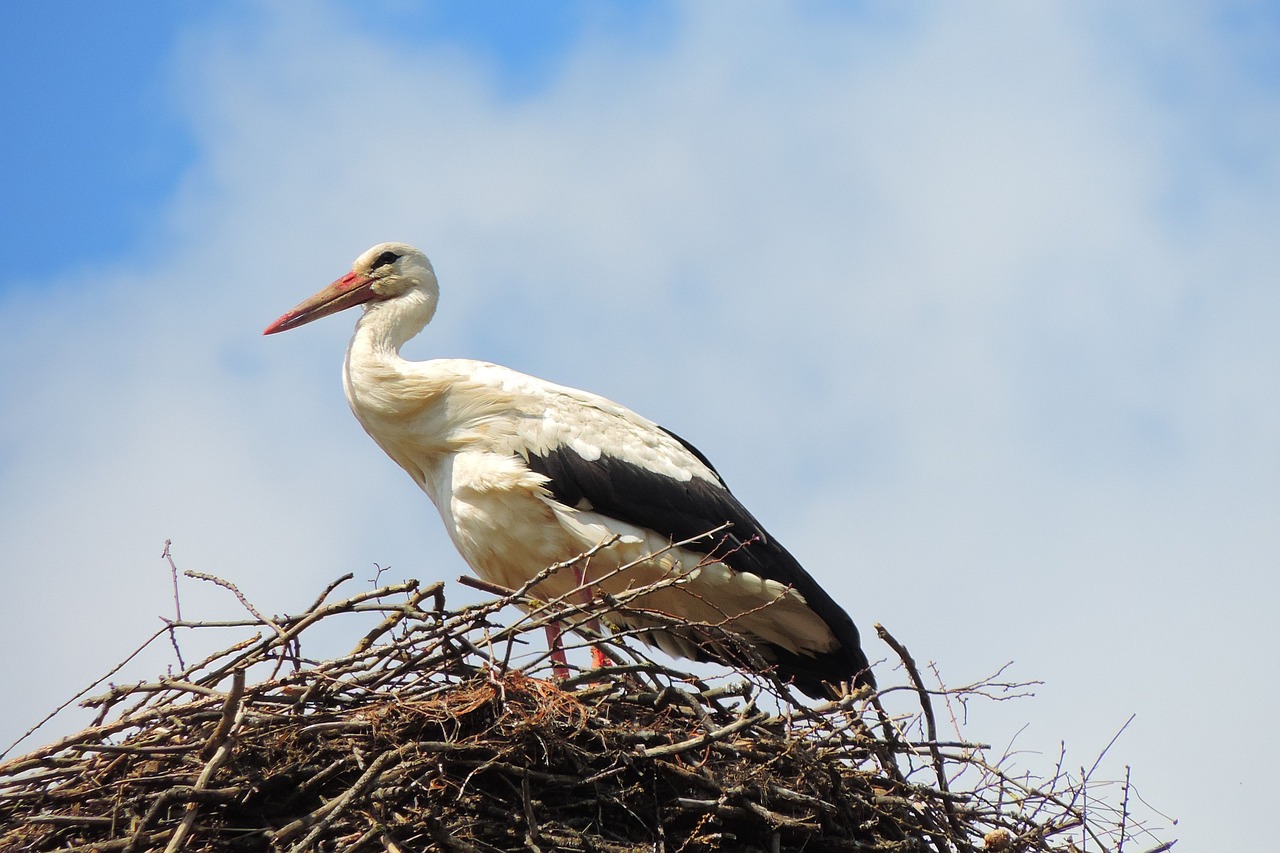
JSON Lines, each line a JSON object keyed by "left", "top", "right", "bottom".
{"left": 265, "top": 243, "right": 874, "bottom": 697}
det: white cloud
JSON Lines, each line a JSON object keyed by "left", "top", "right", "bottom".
{"left": 1, "top": 3, "right": 1275, "bottom": 846}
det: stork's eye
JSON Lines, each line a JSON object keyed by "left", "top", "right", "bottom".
{"left": 371, "top": 250, "right": 401, "bottom": 271}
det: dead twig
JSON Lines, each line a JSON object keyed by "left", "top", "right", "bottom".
{"left": 161, "top": 670, "right": 246, "bottom": 853}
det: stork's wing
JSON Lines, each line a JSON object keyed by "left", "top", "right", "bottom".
{"left": 487, "top": 368, "right": 874, "bottom": 691}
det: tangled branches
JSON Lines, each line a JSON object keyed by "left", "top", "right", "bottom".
{"left": 0, "top": 546, "right": 1174, "bottom": 852}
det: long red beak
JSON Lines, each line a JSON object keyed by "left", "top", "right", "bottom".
{"left": 264, "top": 272, "right": 378, "bottom": 335}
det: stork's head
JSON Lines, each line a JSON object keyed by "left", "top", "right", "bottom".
{"left": 264, "top": 242, "right": 438, "bottom": 335}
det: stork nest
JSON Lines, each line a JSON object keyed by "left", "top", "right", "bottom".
{"left": 0, "top": 546, "right": 1174, "bottom": 853}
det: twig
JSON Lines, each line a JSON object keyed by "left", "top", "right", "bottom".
{"left": 184, "top": 569, "right": 289, "bottom": 644}
{"left": 876, "top": 622, "right": 968, "bottom": 851}
{"left": 162, "top": 539, "right": 186, "bottom": 670}
{"left": 642, "top": 711, "right": 769, "bottom": 758}
{"left": 276, "top": 749, "right": 402, "bottom": 851}
{"left": 161, "top": 669, "right": 246, "bottom": 853}
{"left": 306, "top": 571, "right": 356, "bottom": 611}
{"left": 1119, "top": 765, "right": 1131, "bottom": 853}
{"left": 0, "top": 625, "right": 170, "bottom": 762}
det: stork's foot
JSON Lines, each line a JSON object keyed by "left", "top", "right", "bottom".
{"left": 590, "top": 645, "right": 614, "bottom": 669}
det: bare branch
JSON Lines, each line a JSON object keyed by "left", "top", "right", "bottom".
{"left": 0, "top": 536, "right": 1174, "bottom": 853}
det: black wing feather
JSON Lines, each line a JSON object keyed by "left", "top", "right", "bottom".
{"left": 524, "top": 431, "right": 874, "bottom": 695}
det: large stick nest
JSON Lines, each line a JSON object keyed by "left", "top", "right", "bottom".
{"left": 0, "top": 544, "right": 1174, "bottom": 852}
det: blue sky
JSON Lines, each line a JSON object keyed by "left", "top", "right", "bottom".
{"left": 7, "top": 0, "right": 1276, "bottom": 288}
{"left": 0, "top": 1, "right": 677, "bottom": 283}
{"left": 2, "top": 3, "right": 1277, "bottom": 848}
{"left": 2, "top": 2, "right": 197, "bottom": 277}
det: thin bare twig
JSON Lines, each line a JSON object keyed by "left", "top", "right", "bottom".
{"left": 876, "top": 622, "right": 968, "bottom": 850}
{"left": 183, "top": 569, "right": 288, "bottom": 644}
{"left": 162, "top": 539, "right": 186, "bottom": 670}
{"left": 161, "top": 669, "right": 246, "bottom": 853}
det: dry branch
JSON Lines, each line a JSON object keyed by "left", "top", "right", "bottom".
{"left": 0, "top": 548, "right": 1174, "bottom": 853}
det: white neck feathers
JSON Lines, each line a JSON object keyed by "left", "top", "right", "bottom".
{"left": 342, "top": 283, "right": 444, "bottom": 425}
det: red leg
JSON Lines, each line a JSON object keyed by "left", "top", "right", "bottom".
{"left": 573, "top": 564, "right": 612, "bottom": 669}
{"left": 544, "top": 623, "right": 570, "bottom": 679}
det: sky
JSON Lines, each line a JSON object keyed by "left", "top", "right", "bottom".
{"left": 2, "top": 1, "right": 1277, "bottom": 847}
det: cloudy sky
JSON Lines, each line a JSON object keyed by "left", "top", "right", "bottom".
{"left": 2, "top": 1, "right": 1276, "bottom": 846}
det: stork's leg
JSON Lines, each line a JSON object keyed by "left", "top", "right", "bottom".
{"left": 544, "top": 623, "right": 571, "bottom": 680}
{"left": 573, "top": 564, "right": 613, "bottom": 669}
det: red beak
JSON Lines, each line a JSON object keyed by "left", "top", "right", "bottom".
{"left": 264, "top": 271, "right": 379, "bottom": 335}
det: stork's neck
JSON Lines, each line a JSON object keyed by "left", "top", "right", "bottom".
{"left": 353, "top": 287, "right": 438, "bottom": 356}
{"left": 343, "top": 286, "right": 444, "bottom": 424}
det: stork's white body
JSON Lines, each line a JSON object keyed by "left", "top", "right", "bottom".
{"left": 266, "top": 243, "right": 873, "bottom": 696}
{"left": 345, "top": 332, "right": 830, "bottom": 659}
